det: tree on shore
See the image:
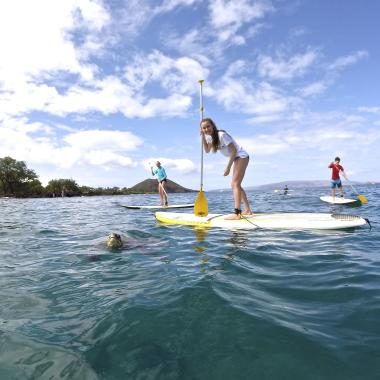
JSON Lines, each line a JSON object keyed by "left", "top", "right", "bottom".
{"left": 0, "top": 156, "right": 43, "bottom": 197}
{"left": 46, "top": 179, "right": 81, "bottom": 197}
{"left": 1, "top": 156, "right": 193, "bottom": 198}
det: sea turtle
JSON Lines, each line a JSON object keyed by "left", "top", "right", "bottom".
{"left": 86, "top": 232, "right": 167, "bottom": 262}
{"left": 106, "top": 232, "right": 124, "bottom": 250}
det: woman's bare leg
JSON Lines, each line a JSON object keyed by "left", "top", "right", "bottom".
{"left": 161, "top": 182, "right": 168, "bottom": 205}
{"left": 225, "top": 157, "right": 252, "bottom": 219}
{"left": 158, "top": 184, "right": 164, "bottom": 205}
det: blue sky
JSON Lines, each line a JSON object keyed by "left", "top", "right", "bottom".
{"left": 0, "top": 0, "right": 379, "bottom": 190}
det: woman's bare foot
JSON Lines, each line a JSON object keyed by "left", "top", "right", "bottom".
{"left": 224, "top": 213, "right": 242, "bottom": 220}
{"left": 242, "top": 210, "right": 253, "bottom": 216}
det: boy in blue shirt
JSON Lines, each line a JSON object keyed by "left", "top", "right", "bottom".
{"left": 151, "top": 161, "right": 168, "bottom": 206}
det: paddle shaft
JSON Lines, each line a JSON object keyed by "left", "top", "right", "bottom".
{"left": 343, "top": 174, "right": 368, "bottom": 203}
{"left": 159, "top": 181, "right": 168, "bottom": 198}
{"left": 194, "top": 80, "right": 209, "bottom": 217}
{"left": 343, "top": 174, "right": 361, "bottom": 195}
{"left": 199, "top": 80, "right": 204, "bottom": 190}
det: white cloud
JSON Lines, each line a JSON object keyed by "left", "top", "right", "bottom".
{"left": 143, "top": 158, "right": 197, "bottom": 174}
{"left": 64, "top": 130, "right": 143, "bottom": 151}
{"left": 123, "top": 50, "right": 208, "bottom": 95}
{"left": 0, "top": 2, "right": 198, "bottom": 120}
{"left": 115, "top": 0, "right": 199, "bottom": 37}
{"left": 357, "top": 106, "right": 380, "bottom": 114}
{"left": 233, "top": 109, "right": 380, "bottom": 158}
{"left": 298, "top": 81, "right": 328, "bottom": 97}
{"left": 164, "top": 29, "right": 214, "bottom": 65}
{"left": 239, "top": 126, "right": 380, "bottom": 157}
{"left": 257, "top": 49, "right": 319, "bottom": 80}
{"left": 209, "top": 0, "right": 274, "bottom": 43}
{"left": 0, "top": 117, "right": 143, "bottom": 170}
{"left": 156, "top": 0, "right": 199, "bottom": 13}
{"left": 214, "top": 61, "right": 298, "bottom": 116}
{"left": 247, "top": 114, "right": 283, "bottom": 124}
{"left": 0, "top": 0, "right": 109, "bottom": 86}
{"left": 84, "top": 150, "right": 136, "bottom": 168}
{"left": 1, "top": 74, "right": 193, "bottom": 119}
{"left": 239, "top": 136, "right": 291, "bottom": 155}
{"left": 328, "top": 50, "right": 368, "bottom": 71}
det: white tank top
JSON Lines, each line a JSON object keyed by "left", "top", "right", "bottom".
{"left": 207, "top": 131, "right": 249, "bottom": 158}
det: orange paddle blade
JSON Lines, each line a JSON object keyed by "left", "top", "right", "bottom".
{"left": 358, "top": 194, "right": 368, "bottom": 203}
{"left": 194, "top": 190, "right": 208, "bottom": 216}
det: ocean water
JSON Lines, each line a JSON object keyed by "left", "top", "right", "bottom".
{"left": 0, "top": 186, "right": 379, "bottom": 380}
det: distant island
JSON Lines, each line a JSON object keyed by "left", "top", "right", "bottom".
{"left": 211, "top": 180, "right": 379, "bottom": 192}
{"left": 248, "top": 180, "right": 379, "bottom": 190}
{"left": 129, "top": 179, "right": 195, "bottom": 193}
{"left": 1, "top": 156, "right": 377, "bottom": 198}
{"left": 0, "top": 156, "right": 195, "bottom": 198}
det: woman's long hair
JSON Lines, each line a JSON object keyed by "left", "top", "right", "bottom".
{"left": 201, "top": 118, "right": 226, "bottom": 153}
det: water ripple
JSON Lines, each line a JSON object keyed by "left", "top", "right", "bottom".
{"left": 1, "top": 188, "right": 379, "bottom": 379}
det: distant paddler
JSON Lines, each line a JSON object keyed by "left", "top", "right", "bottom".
{"left": 327, "top": 156, "right": 368, "bottom": 203}
{"left": 283, "top": 184, "right": 289, "bottom": 195}
{"left": 151, "top": 161, "right": 168, "bottom": 206}
{"left": 328, "top": 157, "right": 345, "bottom": 199}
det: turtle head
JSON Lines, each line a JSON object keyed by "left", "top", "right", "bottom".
{"left": 107, "top": 233, "right": 123, "bottom": 250}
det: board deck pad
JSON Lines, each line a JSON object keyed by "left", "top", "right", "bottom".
{"left": 155, "top": 211, "right": 367, "bottom": 230}
{"left": 122, "top": 204, "right": 194, "bottom": 210}
{"left": 320, "top": 196, "right": 358, "bottom": 204}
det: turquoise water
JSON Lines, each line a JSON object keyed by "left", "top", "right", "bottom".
{"left": 1, "top": 186, "right": 379, "bottom": 380}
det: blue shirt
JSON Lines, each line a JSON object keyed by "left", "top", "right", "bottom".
{"left": 152, "top": 167, "right": 167, "bottom": 181}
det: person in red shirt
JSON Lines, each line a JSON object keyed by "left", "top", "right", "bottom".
{"left": 328, "top": 157, "right": 345, "bottom": 198}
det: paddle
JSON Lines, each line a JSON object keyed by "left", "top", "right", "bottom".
{"left": 194, "top": 79, "right": 208, "bottom": 216}
{"left": 343, "top": 173, "right": 368, "bottom": 203}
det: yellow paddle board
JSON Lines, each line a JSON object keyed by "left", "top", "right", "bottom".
{"left": 155, "top": 212, "right": 367, "bottom": 230}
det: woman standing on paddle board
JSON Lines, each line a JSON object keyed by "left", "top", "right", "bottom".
{"left": 200, "top": 118, "right": 253, "bottom": 220}
{"left": 151, "top": 161, "right": 168, "bottom": 206}
{"left": 328, "top": 157, "right": 345, "bottom": 199}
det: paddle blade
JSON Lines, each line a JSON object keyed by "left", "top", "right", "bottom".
{"left": 194, "top": 190, "right": 208, "bottom": 216}
{"left": 358, "top": 194, "right": 368, "bottom": 203}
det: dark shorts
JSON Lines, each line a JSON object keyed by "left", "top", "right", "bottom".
{"left": 331, "top": 179, "right": 342, "bottom": 188}
{"left": 159, "top": 178, "right": 167, "bottom": 184}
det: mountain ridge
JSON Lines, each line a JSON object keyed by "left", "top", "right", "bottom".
{"left": 209, "top": 180, "right": 379, "bottom": 192}
{"left": 129, "top": 178, "right": 196, "bottom": 193}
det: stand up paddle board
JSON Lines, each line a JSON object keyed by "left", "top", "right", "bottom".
{"left": 122, "top": 204, "right": 194, "bottom": 210}
{"left": 320, "top": 196, "right": 358, "bottom": 205}
{"left": 155, "top": 212, "right": 367, "bottom": 230}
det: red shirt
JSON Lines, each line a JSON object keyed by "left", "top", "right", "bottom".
{"left": 329, "top": 163, "right": 344, "bottom": 180}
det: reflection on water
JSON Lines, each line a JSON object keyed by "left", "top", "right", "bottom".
{"left": 0, "top": 187, "right": 379, "bottom": 379}
{"left": 193, "top": 226, "right": 209, "bottom": 242}
{"left": 229, "top": 231, "right": 250, "bottom": 248}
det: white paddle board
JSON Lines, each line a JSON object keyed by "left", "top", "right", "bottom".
{"left": 155, "top": 212, "right": 367, "bottom": 230}
{"left": 320, "top": 196, "right": 358, "bottom": 204}
{"left": 122, "top": 204, "right": 194, "bottom": 210}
